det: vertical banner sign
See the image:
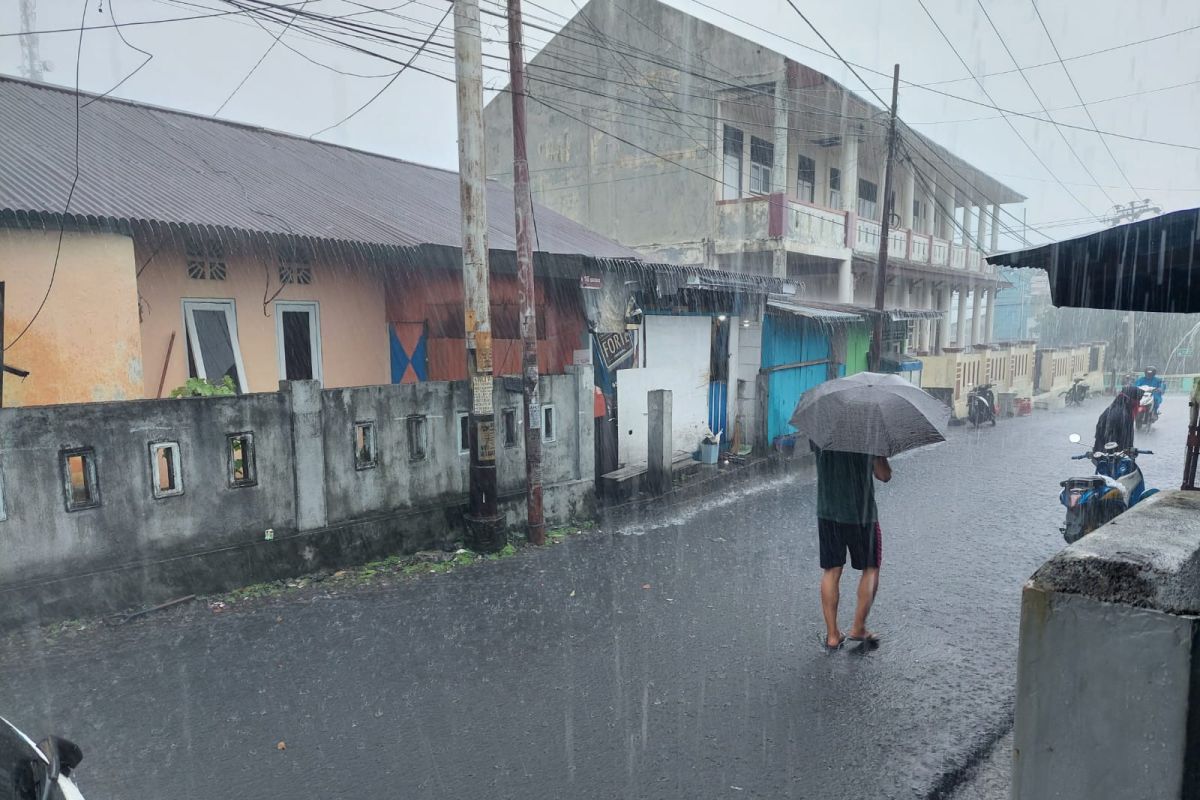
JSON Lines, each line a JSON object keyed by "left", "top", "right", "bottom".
{"left": 472, "top": 375, "right": 493, "bottom": 415}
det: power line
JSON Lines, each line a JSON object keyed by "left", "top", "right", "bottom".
{"left": 1029, "top": 0, "right": 1141, "bottom": 199}
{"left": 214, "top": 0, "right": 310, "bottom": 115}
{"left": 309, "top": 2, "right": 450, "bottom": 137}
{"left": 80, "top": 0, "right": 155, "bottom": 108}
{"left": 973, "top": 0, "right": 1118, "bottom": 208}
{"left": 913, "top": 0, "right": 1101, "bottom": 222}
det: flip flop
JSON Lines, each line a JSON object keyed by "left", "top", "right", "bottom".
{"left": 847, "top": 632, "right": 881, "bottom": 644}
{"left": 821, "top": 633, "right": 846, "bottom": 652}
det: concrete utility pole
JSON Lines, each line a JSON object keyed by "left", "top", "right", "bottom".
{"left": 506, "top": 0, "right": 545, "bottom": 546}
{"left": 454, "top": 0, "right": 503, "bottom": 552}
{"left": 19, "top": 0, "right": 44, "bottom": 82}
{"left": 871, "top": 64, "right": 900, "bottom": 372}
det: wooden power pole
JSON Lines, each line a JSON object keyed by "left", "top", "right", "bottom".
{"left": 454, "top": 0, "right": 503, "bottom": 552}
{"left": 871, "top": 64, "right": 900, "bottom": 372}
{"left": 506, "top": 0, "right": 545, "bottom": 545}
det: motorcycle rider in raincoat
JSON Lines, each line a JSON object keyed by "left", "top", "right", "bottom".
{"left": 1135, "top": 366, "right": 1166, "bottom": 418}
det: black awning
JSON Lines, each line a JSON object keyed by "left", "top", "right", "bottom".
{"left": 985, "top": 208, "right": 1200, "bottom": 313}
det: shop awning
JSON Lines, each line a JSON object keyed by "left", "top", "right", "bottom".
{"left": 766, "top": 299, "right": 863, "bottom": 323}
{"left": 985, "top": 208, "right": 1200, "bottom": 313}
{"left": 884, "top": 308, "right": 945, "bottom": 321}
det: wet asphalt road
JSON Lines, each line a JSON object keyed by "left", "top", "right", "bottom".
{"left": 0, "top": 400, "right": 1188, "bottom": 800}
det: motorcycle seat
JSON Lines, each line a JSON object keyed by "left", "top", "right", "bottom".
{"left": 1061, "top": 476, "right": 1106, "bottom": 490}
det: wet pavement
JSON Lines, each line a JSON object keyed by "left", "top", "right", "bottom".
{"left": 0, "top": 400, "right": 1188, "bottom": 799}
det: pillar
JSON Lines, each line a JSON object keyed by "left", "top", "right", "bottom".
{"left": 990, "top": 204, "right": 1001, "bottom": 252}
{"left": 282, "top": 379, "right": 328, "bottom": 531}
{"left": 976, "top": 203, "right": 988, "bottom": 256}
{"left": 772, "top": 246, "right": 787, "bottom": 279}
{"left": 837, "top": 257, "right": 853, "bottom": 304}
{"left": 961, "top": 205, "right": 974, "bottom": 248}
{"left": 938, "top": 284, "right": 952, "bottom": 353}
{"left": 647, "top": 389, "right": 672, "bottom": 495}
{"left": 943, "top": 186, "right": 957, "bottom": 241}
{"left": 772, "top": 76, "right": 789, "bottom": 194}
{"left": 971, "top": 285, "right": 983, "bottom": 345}
{"left": 920, "top": 281, "right": 933, "bottom": 352}
{"left": 900, "top": 168, "right": 915, "bottom": 230}
{"left": 986, "top": 287, "right": 997, "bottom": 343}
{"left": 839, "top": 134, "right": 859, "bottom": 213}
{"left": 957, "top": 285, "right": 970, "bottom": 347}
{"left": 922, "top": 173, "right": 937, "bottom": 235}
{"left": 901, "top": 276, "right": 912, "bottom": 308}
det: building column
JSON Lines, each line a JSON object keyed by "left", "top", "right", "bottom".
{"left": 957, "top": 284, "right": 970, "bottom": 347}
{"left": 772, "top": 76, "right": 789, "bottom": 194}
{"left": 837, "top": 258, "right": 853, "bottom": 303}
{"left": 971, "top": 284, "right": 983, "bottom": 345}
{"left": 919, "top": 281, "right": 933, "bottom": 352}
{"left": 986, "top": 287, "right": 997, "bottom": 343}
{"left": 941, "top": 186, "right": 956, "bottom": 241}
{"left": 840, "top": 134, "right": 859, "bottom": 213}
{"left": 961, "top": 205, "right": 974, "bottom": 248}
{"left": 976, "top": 203, "right": 988, "bottom": 257}
{"left": 901, "top": 276, "right": 912, "bottom": 308}
{"left": 990, "top": 204, "right": 1001, "bottom": 252}
{"left": 771, "top": 246, "right": 787, "bottom": 279}
{"left": 900, "top": 168, "right": 915, "bottom": 230}
{"left": 938, "top": 284, "right": 952, "bottom": 354}
{"left": 922, "top": 173, "right": 937, "bottom": 235}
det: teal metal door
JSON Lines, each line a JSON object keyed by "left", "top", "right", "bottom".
{"left": 762, "top": 314, "right": 832, "bottom": 444}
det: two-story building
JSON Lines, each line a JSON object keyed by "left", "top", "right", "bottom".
{"left": 482, "top": 0, "right": 1026, "bottom": 363}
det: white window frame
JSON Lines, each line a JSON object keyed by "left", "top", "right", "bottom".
{"left": 149, "top": 441, "right": 184, "bottom": 499}
{"left": 182, "top": 299, "right": 249, "bottom": 392}
{"left": 274, "top": 300, "right": 323, "bottom": 384}
{"left": 457, "top": 412, "right": 470, "bottom": 455}
{"left": 542, "top": 404, "right": 558, "bottom": 443}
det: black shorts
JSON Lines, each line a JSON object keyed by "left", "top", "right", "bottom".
{"left": 818, "top": 518, "right": 882, "bottom": 570}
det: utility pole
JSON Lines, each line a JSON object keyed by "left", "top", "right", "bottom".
{"left": 454, "top": 0, "right": 503, "bottom": 552}
{"left": 871, "top": 64, "right": 900, "bottom": 372}
{"left": 0, "top": 282, "right": 5, "bottom": 407}
{"left": 506, "top": 0, "right": 545, "bottom": 546}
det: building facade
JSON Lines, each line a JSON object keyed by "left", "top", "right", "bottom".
{"left": 482, "top": 0, "right": 1026, "bottom": 360}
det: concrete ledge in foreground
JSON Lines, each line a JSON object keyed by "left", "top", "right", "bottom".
{"left": 1013, "top": 490, "right": 1200, "bottom": 800}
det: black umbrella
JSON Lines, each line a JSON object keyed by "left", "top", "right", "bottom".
{"left": 789, "top": 372, "right": 950, "bottom": 457}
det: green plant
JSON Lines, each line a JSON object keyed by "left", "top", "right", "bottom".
{"left": 170, "top": 375, "right": 236, "bottom": 398}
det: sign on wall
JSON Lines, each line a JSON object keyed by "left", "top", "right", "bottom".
{"left": 595, "top": 332, "right": 635, "bottom": 370}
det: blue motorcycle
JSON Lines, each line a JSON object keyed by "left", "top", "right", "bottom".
{"left": 1059, "top": 433, "right": 1158, "bottom": 543}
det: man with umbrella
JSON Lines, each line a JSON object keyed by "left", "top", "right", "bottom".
{"left": 791, "top": 372, "right": 949, "bottom": 652}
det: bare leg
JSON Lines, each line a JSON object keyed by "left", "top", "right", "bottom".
{"left": 820, "top": 567, "right": 843, "bottom": 647}
{"left": 849, "top": 567, "right": 879, "bottom": 639}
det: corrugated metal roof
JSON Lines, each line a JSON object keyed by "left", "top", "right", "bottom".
{"left": 767, "top": 299, "right": 863, "bottom": 322}
{"left": 0, "top": 76, "right": 641, "bottom": 260}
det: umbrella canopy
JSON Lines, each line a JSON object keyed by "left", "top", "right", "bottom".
{"left": 790, "top": 372, "right": 950, "bottom": 457}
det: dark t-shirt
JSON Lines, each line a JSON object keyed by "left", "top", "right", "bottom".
{"left": 813, "top": 446, "right": 877, "bottom": 526}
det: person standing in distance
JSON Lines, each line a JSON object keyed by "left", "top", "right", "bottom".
{"left": 812, "top": 445, "right": 892, "bottom": 651}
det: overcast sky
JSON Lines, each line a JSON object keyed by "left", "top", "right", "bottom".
{"left": 3, "top": 0, "right": 1199, "bottom": 249}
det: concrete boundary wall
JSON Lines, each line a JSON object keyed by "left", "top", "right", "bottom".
{"left": 1013, "top": 490, "right": 1200, "bottom": 799}
{"left": 0, "top": 368, "right": 594, "bottom": 626}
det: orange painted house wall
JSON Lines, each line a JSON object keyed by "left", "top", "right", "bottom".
{"left": 0, "top": 229, "right": 144, "bottom": 407}
{"left": 386, "top": 271, "right": 586, "bottom": 381}
{"left": 136, "top": 241, "right": 390, "bottom": 396}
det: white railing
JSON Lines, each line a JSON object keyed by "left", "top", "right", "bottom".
{"left": 889, "top": 227, "right": 907, "bottom": 256}
{"left": 786, "top": 202, "right": 845, "bottom": 250}
{"left": 931, "top": 239, "right": 949, "bottom": 266}
{"left": 911, "top": 234, "right": 931, "bottom": 262}
{"left": 951, "top": 245, "right": 967, "bottom": 269}
{"left": 854, "top": 217, "right": 881, "bottom": 253}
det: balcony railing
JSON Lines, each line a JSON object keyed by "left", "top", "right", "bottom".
{"left": 715, "top": 193, "right": 993, "bottom": 274}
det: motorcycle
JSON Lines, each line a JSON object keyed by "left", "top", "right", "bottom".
{"left": 0, "top": 716, "right": 85, "bottom": 799}
{"left": 1061, "top": 377, "right": 1089, "bottom": 407}
{"left": 1059, "top": 433, "right": 1158, "bottom": 544}
{"left": 1135, "top": 385, "right": 1159, "bottom": 432}
{"left": 967, "top": 383, "right": 997, "bottom": 428}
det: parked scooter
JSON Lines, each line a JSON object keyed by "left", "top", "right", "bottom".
{"left": 1, "top": 716, "right": 85, "bottom": 799}
{"left": 1059, "top": 433, "right": 1158, "bottom": 543}
{"left": 1061, "top": 377, "right": 1090, "bottom": 407}
{"left": 1135, "top": 385, "right": 1160, "bottom": 432}
{"left": 967, "top": 383, "right": 997, "bottom": 427}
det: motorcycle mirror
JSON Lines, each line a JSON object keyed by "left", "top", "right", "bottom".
{"left": 1068, "top": 433, "right": 1081, "bottom": 444}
